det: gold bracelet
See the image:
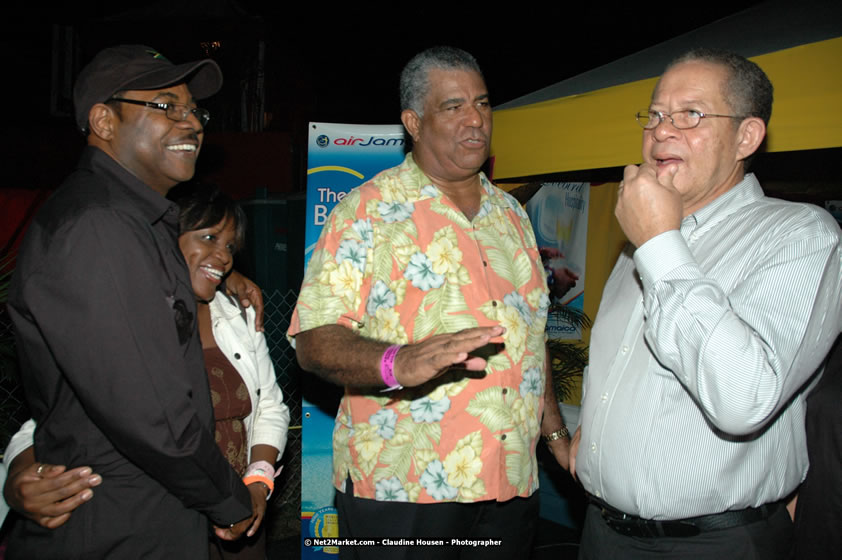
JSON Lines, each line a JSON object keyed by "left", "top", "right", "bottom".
{"left": 542, "top": 426, "right": 569, "bottom": 442}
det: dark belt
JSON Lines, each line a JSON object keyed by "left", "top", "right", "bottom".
{"left": 589, "top": 495, "right": 781, "bottom": 538}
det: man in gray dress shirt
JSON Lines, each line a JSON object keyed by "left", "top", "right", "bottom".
{"left": 571, "top": 49, "right": 842, "bottom": 558}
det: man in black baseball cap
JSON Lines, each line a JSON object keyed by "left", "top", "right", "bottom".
{"left": 4, "top": 45, "right": 254, "bottom": 559}
{"left": 73, "top": 44, "right": 222, "bottom": 134}
{"left": 72, "top": 44, "right": 222, "bottom": 196}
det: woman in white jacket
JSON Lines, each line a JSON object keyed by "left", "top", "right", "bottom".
{"left": 4, "top": 186, "right": 290, "bottom": 560}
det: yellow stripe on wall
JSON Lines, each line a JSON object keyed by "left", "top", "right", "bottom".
{"left": 491, "top": 37, "right": 842, "bottom": 180}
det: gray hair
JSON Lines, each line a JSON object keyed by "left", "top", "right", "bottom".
{"left": 664, "top": 48, "right": 773, "bottom": 127}
{"left": 400, "top": 46, "right": 483, "bottom": 116}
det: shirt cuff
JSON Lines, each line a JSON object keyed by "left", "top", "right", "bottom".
{"left": 203, "top": 484, "right": 254, "bottom": 527}
{"left": 3, "top": 419, "right": 35, "bottom": 468}
{"left": 633, "top": 230, "right": 695, "bottom": 291}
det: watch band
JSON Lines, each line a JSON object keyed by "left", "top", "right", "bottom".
{"left": 543, "top": 426, "right": 570, "bottom": 442}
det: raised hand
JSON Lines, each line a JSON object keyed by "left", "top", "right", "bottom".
{"left": 615, "top": 163, "right": 682, "bottom": 248}
{"left": 393, "top": 326, "right": 505, "bottom": 387}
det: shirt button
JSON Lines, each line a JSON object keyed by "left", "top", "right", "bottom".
{"left": 502, "top": 388, "right": 508, "bottom": 395}
{"left": 601, "top": 393, "right": 608, "bottom": 402}
{"left": 621, "top": 345, "right": 629, "bottom": 354}
{"left": 595, "top": 490, "right": 601, "bottom": 498}
{"left": 491, "top": 301, "right": 497, "bottom": 307}
{"left": 234, "top": 353, "right": 241, "bottom": 359}
{"left": 482, "top": 261, "right": 488, "bottom": 267}
{"left": 591, "top": 443, "right": 597, "bottom": 453}
{"left": 501, "top": 434, "right": 507, "bottom": 440}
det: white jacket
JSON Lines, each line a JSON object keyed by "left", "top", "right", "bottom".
{"left": 4, "top": 294, "right": 289, "bottom": 468}
{"left": 209, "top": 294, "right": 289, "bottom": 463}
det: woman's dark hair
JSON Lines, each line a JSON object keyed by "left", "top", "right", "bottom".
{"left": 169, "top": 183, "right": 247, "bottom": 252}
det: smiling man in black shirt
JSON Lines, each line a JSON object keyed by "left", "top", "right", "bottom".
{"left": 5, "top": 45, "right": 253, "bottom": 559}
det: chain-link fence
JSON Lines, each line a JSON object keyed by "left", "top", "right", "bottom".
{"left": 0, "top": 290, "right": 302, "bottom": 545}
{"left": 262, "top": 289, "right": 302, "bottom": 543}
{"left": 0, "top": 306, "right": 29, "bottom": 452}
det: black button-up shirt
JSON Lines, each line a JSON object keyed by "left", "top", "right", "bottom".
{"left": 7, "top": 146, "right": 251, "bottom": 559}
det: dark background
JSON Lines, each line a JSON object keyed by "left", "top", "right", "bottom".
{"left": 0, "top": 1, "right": 765, "bottom": 195}
{"left": 0, "top": 4, "right": 836, "bottom": 557}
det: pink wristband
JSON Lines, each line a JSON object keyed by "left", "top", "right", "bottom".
{"left": 380, "top": 345, "right": 403, "bottom": 389}
{"left": 243, "top": 460, "right": 281, "bottom": 500}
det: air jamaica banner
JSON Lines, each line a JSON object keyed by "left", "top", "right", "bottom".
{"left": 304, "top": 123, "right": 407, "bottom": 266}
{"left": 302, "top": 123, "right": 405, "bottom": 558}
{"left": 525, "top": 183, "right": 589, "bottom": 340}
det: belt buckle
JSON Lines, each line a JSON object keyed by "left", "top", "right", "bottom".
{"left": 600, "top": 507, "right": 701, "bottom": 538}
{"left": 601, "top": 508, "right": 646, "bottom": 537}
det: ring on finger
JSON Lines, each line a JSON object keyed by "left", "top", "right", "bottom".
{"left": 36, "top": 463, "right": 47, "bottom": 476}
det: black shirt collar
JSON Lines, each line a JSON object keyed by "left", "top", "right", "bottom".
{"left": 79, "top": 146, "right": 180, "bottom": 226}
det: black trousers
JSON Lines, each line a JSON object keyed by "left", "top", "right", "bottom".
{"left": 335, "top": 478, "right": 540, "bottom": 560}
{"left": 579, "top": 503, "right": 793, "bottom": 560}
{"left": 794, "top": 335, "right": 842, "bottom": 559}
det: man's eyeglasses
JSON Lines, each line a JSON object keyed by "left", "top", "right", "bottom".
{"left": 109, "top": 98, "right": 211, "bottom": 127}
{"left": 635, "top": 109, "right": 746, "bottom": 130}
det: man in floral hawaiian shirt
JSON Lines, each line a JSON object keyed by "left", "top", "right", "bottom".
{"left": 289, "top": 46, "right": 570, "bottom": 559}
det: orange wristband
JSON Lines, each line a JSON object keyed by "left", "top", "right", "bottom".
{"left": 242, "top": 474, "right": 274, "bottom": 495}
{"left": 243, "top": 460, "right": 279, "bottom": 499}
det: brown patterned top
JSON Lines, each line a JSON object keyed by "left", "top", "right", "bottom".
{"left": 205, "top": 346, "right": 252, "bottom": 475}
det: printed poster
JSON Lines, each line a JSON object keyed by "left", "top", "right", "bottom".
{"left": 525, "top": 182, "right": 589, "bottom": 339}
{"left": 304, "top": 123, "right": 406, "bottom": 266}
{"left": 302, "top": 123, "right": 405, "bottom": 558}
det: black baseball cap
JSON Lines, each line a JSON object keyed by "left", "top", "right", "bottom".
{"left": 73, "top": 44, "right": 223, "bottom": 133}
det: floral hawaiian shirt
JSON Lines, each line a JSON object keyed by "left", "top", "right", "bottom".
{"left": 289, "top": 154, "right": 550, "bottom": 503}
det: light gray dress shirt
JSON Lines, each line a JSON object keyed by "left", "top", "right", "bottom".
{"left": 578, "top": 173, "right": 842, "bottom": 520}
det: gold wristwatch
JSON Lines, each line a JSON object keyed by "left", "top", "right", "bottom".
{"left": 542, "top": 426, "right": 569, "bottom": 442}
